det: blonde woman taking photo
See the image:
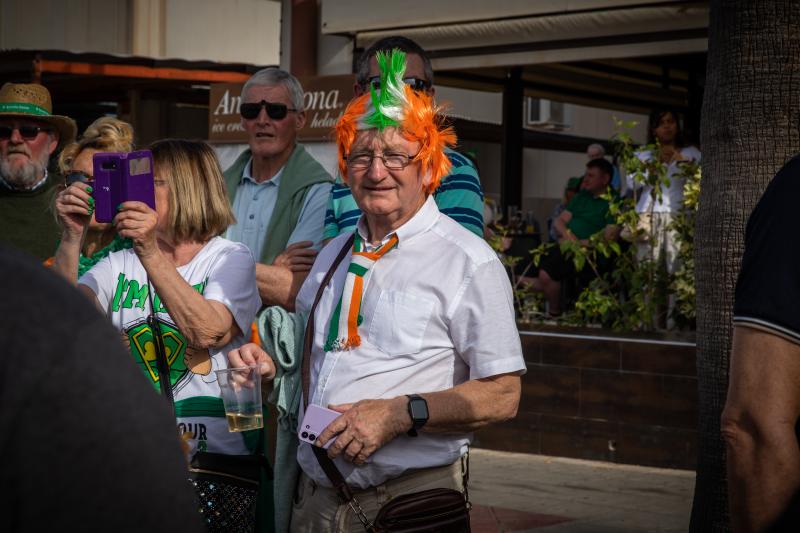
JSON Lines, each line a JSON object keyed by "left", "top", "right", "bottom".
{"left": 53, "top": 139, "right": 270, "bottom": 458}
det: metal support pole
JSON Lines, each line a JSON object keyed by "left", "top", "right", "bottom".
{"left": 501, "top": 66, "right": 523, "bottom": 223}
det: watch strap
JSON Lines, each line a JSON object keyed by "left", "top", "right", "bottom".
{"left": 406, "top": 394, "right": 428, "bottom": 437}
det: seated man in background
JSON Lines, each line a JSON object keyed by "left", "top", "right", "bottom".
{"left": 530, "top": 158, "right": 619, "bottom": 316}
{"left": 585, "top": 142, "right": 621, "bottom": 191}
{"left": 323, "top": 35, "right": 485, "bottom": 242}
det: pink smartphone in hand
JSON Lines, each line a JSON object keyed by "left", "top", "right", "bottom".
{"left": 298, "top": 404, "right": 341, "bottom": 449}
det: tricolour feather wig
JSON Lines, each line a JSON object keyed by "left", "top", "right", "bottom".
{"left": 335, "top": 49, "right": 456, "bottom": 193}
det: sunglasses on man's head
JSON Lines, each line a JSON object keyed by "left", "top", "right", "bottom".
{"left": 239, "top": 100, "right": 298, "bottom": 121}
{"left": 366, "top": 76, "right": 432, "bottom": 93}
{"left": 0, "top": 125, "right": 51, "bottom": 140}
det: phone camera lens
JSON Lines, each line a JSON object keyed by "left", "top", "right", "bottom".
{"left": 308, "top": 434, "right": 316, "bottom": 441}
{"left": 301, "top": 432, "right": 309, "bottom": 439}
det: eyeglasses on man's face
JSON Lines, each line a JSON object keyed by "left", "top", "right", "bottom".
{"left": 239, "top": 100, "right": 298, "bottom": 121}
{"left": 0, "top": 124, "right": 51, "bottom": 141}
{"left": 364, "top": 76, "right": 432, "bottom": 93}
{"left": 345, "top": 151, "right": 419, "bottom": 170}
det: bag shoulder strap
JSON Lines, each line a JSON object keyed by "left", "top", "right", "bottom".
{"left": 301, "top": 233, "right": 354, "bottom": 410}
{"left": 297, "top": 234, "right": 375, "bottom": 529}
{"left": 147, "top": 285, "right": 174, "bottom": 405}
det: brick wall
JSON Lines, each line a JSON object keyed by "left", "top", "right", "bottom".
{"left": 474, "top": 327, "right": 697, "bottom": 470}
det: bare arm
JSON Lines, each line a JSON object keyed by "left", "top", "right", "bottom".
{"left": 722, "top": 326, "right": 800, "bottom": 533}
{"left": 51, "top": 183, "right": 92, "bottom": 283}
{"left": 142, "top": 251, "right": 240, "bottom": 349}
{"left": 553, "top": 209, "right": 573, "bottom": 241}
{"left": 255, "top": 241, "right": 317, "bottom": 310}
{"left": 317, "top": 372, "right": 521, "bottom": 464}
{"left": 422, "top": 373, "right": 521, "bottom": 432}
{"left": 115, "top": 202, "right": 240, "bottom": 350}
{"left": 255, "top": 263, "right": 308, "bottom": 311}
{"left": 573, "top": 224, "right": 620, "bottom": 247}
{"left": 52, "top": 230, "right": 83, "bottom": 283}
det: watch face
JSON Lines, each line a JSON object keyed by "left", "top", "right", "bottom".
{"left": 409, "top": 398, "right": 429, "bottom": 420}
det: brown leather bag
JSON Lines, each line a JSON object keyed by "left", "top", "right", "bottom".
{"left": 372, "top": 486, "right": 471, "bottom": 533}
{"left": 302, "top": 235, "right": 471, "bottom": 533}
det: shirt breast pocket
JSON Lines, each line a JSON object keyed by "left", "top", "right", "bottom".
{"left": 368, "top": 290, "right": 435, "bottom": 355}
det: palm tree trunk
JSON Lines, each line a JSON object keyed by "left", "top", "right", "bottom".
{"left": 692, "top": 1, "right": 800, "bottom": 531}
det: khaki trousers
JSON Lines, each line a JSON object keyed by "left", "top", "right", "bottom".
{"left": 290, "top": 459, "right": 464, "bottom": 533}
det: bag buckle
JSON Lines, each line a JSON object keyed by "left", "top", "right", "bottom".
{"left": 348, "top": 495, "right": 377, "bottom": 532}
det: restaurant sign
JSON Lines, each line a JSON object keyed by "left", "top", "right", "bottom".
{"left": 208, "top": 74, "right": 353, "bottom": 143}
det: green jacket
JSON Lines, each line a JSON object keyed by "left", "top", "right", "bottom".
{"left": 223, "top": 144, "right": 333, "bottom": 264}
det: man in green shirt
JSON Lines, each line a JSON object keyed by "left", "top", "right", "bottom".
{"left": 0, "top": 83, "right": 77, "bottom": 261}
{"left": 530, "top": 158, "right": 619, "bottom": 316}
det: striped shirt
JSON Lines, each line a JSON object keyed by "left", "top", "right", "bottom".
{"left": 323, "top": 148, "right": 485, "bottom": 239}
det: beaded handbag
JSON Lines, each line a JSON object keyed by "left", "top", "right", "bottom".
{"left": 146, "top": 288, "right": 268, "bottom": 533}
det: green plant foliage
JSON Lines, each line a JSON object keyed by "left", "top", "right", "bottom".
{"left": 488, "top": 225, "right": 547, "bottom": 323}
{"left": 497, "top": 118, "right": 700, "bottom": 331}
{"left": 668, "top": 161, "right": 701, "bottom": 328}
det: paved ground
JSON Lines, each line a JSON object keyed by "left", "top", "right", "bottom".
{"left": 469, "top": 449, "right": 695, "bottom": 532}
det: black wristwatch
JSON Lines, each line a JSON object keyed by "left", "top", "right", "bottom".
{"left": 406, "top": 394, "right": 429, "bottom": 437}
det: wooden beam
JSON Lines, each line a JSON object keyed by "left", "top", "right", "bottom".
{"left": 291, "top": 0, "right": 319, "bottom": 76}
{"left": 453, "top": 118, "right": 615, "bottom": 154}
{"left": 38, "top": 60, "right": 251, "bottom": 83}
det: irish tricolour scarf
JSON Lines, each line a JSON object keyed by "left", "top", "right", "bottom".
{"left": 324, "top": 232, "right": 399, "bottom": 351}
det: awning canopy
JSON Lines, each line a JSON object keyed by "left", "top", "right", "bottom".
{"left": 321, "top": 0, "right": 708, "bottom": 113}
{"left": 323, "top": 0, "right": 708, "bottom": 70}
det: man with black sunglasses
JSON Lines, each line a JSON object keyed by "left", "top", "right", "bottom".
{"left": 323, "top": 36, "right": 486, "bottom": 244}
{"left": 0, "top": 83, "right": 77, "bottom": 261}
{"left": 223, "top": 68, "right": 333, "bottom": 310}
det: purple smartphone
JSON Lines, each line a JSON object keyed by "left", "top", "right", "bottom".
{"left": 92, "top": 150, "right": 155, "bottom": 223}
{"left": 298, "top": 404, "right": 341, "bottom": 449}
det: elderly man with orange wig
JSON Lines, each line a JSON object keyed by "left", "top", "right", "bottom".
{"left": 234, "top": 51, "right": 525, "bottom": 532}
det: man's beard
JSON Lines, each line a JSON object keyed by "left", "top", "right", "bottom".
{"left": 0, "top": 149, "right": 49, "bottom": 189}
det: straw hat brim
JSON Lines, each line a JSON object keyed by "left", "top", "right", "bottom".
{"left": 0, "top": 111, "right": 77, "bottom": 147}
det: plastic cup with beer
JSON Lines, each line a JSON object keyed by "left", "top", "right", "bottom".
{"left": 216, "top": 365, "right": 264, "bottom": 432}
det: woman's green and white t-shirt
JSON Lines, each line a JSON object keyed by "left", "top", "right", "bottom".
{"left": 80, "top": 236, "right": 261, "bottom": 457}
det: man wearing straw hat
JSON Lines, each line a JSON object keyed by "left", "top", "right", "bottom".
{"left": 0, "top": 83, "right": 77, "bottom": 261}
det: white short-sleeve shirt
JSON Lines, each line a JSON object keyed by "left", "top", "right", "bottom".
{"left": 626, "top": 146, "right": 702, "bottom": 213}
{"left": 80, "top": 237, "right": 262, "bottom": 457}
{"left": 295, "top": 196, "right": 526, "bottom": 489}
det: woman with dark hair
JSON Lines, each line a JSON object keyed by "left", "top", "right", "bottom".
{"left": 645, "top": 106, "right": 686, "bottom": 147}
{"left": 625, "top": 107, "right": 701, "bottom": 273}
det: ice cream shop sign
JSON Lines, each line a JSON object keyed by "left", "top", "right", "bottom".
{"left": 208, "top": 74, "right": 351, "bottom": 142}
